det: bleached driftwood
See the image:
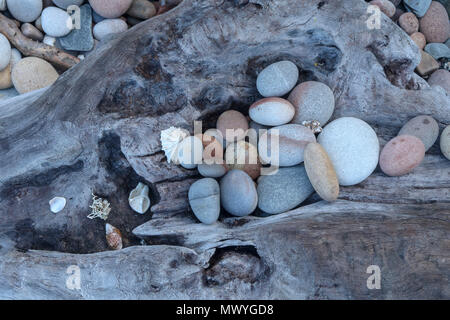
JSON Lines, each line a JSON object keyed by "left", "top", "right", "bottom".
{"left": 0, "top": 0, "right": 449, "bottom": 299}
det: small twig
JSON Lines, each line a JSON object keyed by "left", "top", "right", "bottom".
{"left": 0, "top": 13, "right": 79, "bottom": 70}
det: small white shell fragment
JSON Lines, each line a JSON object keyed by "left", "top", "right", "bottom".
{"left": 129, "top": 182, "right": 151, "bottom": 214}
{"left": 160, "top": 127, "right": 189, "bottom": 163}
{"left": 49, "top": 197, "right": 66, "bottom": 213}
{"left": 106, "top": 223, "right": 122, "bottom": 250}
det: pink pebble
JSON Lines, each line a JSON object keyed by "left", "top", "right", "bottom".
{"left": 380, "top": 135, "right": 425, "bottom": 176}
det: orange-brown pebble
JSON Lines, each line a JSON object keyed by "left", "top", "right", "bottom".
{"left": 216, "top": 110, "right": 249, "bottom": 143}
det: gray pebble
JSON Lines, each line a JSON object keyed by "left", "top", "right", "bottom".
{"left": 424, "top": 43, "right": 450, "bottom": 60}
{"left": 220, "top": 170, "right": 257, "bottom": 217}
{"left": 256, "top": 60, "right": 299, "bottom": 97}
{"left": 403, "top": 0, "right": 432, "bottom": 17}
{"left": 257, "top": 166, "right": 314, "bottom": 215}
{"left": 398, "top": 115, "right": 439, "bottom": 151}
{"left": 60, "top": 4, "right": 95, "bottom": 52}
{"left": 188, "top": 178, "right": 220, "bottom": 225}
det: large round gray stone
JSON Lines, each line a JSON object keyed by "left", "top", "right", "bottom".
{"left": 188, "top": 178, "right": 220, "bottom": 225}
{"left": 257, "top": 166, "right": 314, "bottom": 215}
{"left": 6, "top": 0, "right": 43, "bottom": 22}
{"left": 256, "top": 60, "right": 299, "bottom": 97}
{"left": 220, "top": 170, "right": 257, "bottom": 217}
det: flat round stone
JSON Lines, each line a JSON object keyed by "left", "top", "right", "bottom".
{"left": 398, "top": 115, "right": 439, "bottom": 151}
{"left": 317, "top": 117, "right": 379, "bottom": 186}
{"left": 188, "top": 178, "right": 220, "bottom": 225}
{"left": 11, "top": 57, "right": 59, "bottom": 94}
{"left": 380, "top": 135, "right": 425, "bottom": 176}
{"left": 257, "top": 165, "right": 314, "bottom": 215}
{"left": 256, "top": 60, "right": 299, "bottom": 97}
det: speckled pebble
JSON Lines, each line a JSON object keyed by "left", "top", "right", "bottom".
{"left": 11, "top": 57, "right": 59, "bottom": 94}
{"left": 188, "top": 178, "right": 220, "bottom": 225}
{"left": 410, "top": 32, "right": 427, "bottom": 49}
{"left": 428, "top": 69, "right": 450, "bottom": 93}
{"left": 220, "top": 170, "right": 257, "bottom": 217}
{"left": 399, "top": 12, "right": 419, "bottom": 35}
{"left": 256, "top": 60, "right": 299, "bottom": 97}
{"left": 257, "top": 165, "right": 314, "bottom": 215}
{"left": 419, "top": 1, "right": 450, "bottom": 43}
{"left": 398, "top": 115, "right": 439, "bottom": 151}
{"left": 380, "top": 135, "right": 425, "bottom": 176}
{"left": 317, "top": 117, "right": 379, "bottom": 186}
{"left": 288, "top": 81, "right": 335, "bottom": 126}
{"left": 304, "top": 142, "right": 339, "bottom": 202}
{"left": 440, "top": 125, "right": 450, "bottom": 160}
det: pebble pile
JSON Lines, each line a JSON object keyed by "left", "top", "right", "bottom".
{"left": 384, "top": 0, "right": 450, "bottom": 86}
{"left": 0, "top": 0, "right": 165, "bottom": 99}
{"left": 157, "top": 57, "right": 450, "bottom": 225}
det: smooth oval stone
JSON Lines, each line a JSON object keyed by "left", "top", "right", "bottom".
{"left": 41, "top": 7, "right": 73, "bottom": 37}
{"left": 440, "top": 125, "right": 450, "bottom": 160}
{"left": 11, "top": 57, "right": 59, "bottom": 94}
{"left": 0, "top": 34, "right": 11, "bottom": 71}
{"left": 428, "top": 69, "right": 450, "bottom": 93}
{"left": 410, "top": 32, "right": 426, "bottom": 49}
{"left": 176, "top": 136, "right": 203, "bottom": 169}
{"left": 256, "top": 60, "right": 299, "bottom": 97}
{"left": 369, "top": 0, "right": 396, "bottom": 17}
{"left": 424, "top": 43, "right": 450, "bottom": 60}
{"left": 220, "top": 170, "right": 257, "bottom": 217}
{"left": 399, "top": 12, "right": 419, "bottom": 34}
{"left": 257, "top": 165, "right": 314, "bottom": 215}
{"left": 6, "top": 0, "right": 43, "bottom": 22}
{"left": 21, "top": 23, "right": 44, "bottom": 41}
{"left": 380, "top": 135, "right": 425, "bottom": 176}
{"left": 419, "top": 1, "right": 450, "bottom": 43}
{"left": 398, "top": 115, "right": 439, "bottom": 151}
{"left": 93, "top": 18, "right": 128, "bottom": 40}
{"left": 216, "top": 110, "right": 248, "bottom": 143}
{"left": 198, "top": 163, "right": 228, "bottom": 178}
{"left": 126, "top": 0, "right": 156, "bottom": 20}
{"left": 89, "top": 0, "right": 133, "bottom": 18}
{"left": 404, "top": 0, "right": 431, "bottom": 17}
{"left": 188, "top": 178, "right": 220, "bottom": 225}
{"left": 317, "top": 117, "right": 379, "bottom": 186}
{"left": 225, "top": 141, "right": 261, "bottom": 180}
{"left": 304, "top": 142, "right": 339, "bottom": 202}
{"left": 52, "top": 0, "right": 84, "bottom": 9}
{"left": 249, "top": 97, "right": 294, "bottom": 126}
{"left": 258, "top": 124, "right": 316, "bottom": 167}
{"left": 288, "top": 81, "right": 335, "bottom": 126}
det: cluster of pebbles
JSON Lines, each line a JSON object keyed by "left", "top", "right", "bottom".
{"left": 368, "top": 0, "right": 450, "bottom": 90}
{"left": 162, "top": 60, "right": 450, "bottom": 225}
{"left": 0, "top": 0, "right": 168, "bottom": 98}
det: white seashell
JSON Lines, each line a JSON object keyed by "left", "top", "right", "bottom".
{"left": 49, "top": 197, "right": 66, "bottom": 213}
{"left": 160, "top": 127, "right": 189, "bottom": 163}
{"left": 106, "top": 223, "right": 122, "bottom": 250}
{"left": 129, "top": 182, "right": 151, "bottom": 214}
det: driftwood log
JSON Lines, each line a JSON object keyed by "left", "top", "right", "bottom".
{"left": 0, "top": 0, "right": 449, "bottom": 299}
